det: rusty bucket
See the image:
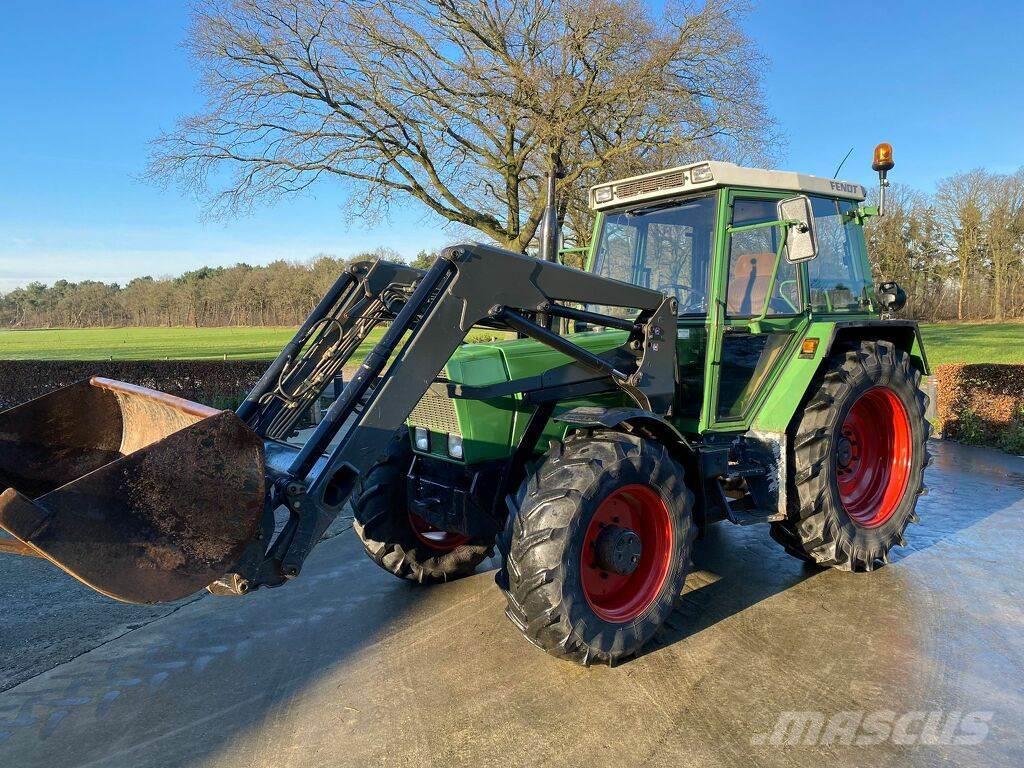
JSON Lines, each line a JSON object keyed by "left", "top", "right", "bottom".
{"left": 0, "top": 378, "right": 265, "bottom": 604}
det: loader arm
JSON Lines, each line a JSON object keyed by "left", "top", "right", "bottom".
{"left": 0, "top": 243, "right": 677, "bottom": 603}
{"left": 238, "top": 243, "right": 678, "bottom": 592}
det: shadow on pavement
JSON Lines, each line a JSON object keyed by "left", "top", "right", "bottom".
{"left": 2, "top": 440, "right": 1023, "bottom": 766}
{"left": 645, "top": 439, "right": 1024, "bottom": 659}
{"left": 0, "top": 530, "right": 446, "bottom": 768}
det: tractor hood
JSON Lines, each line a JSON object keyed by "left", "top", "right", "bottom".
{"left": 408, "top": 330, "right": 629, "bottom": 464}
{"left": 487, "top": 329, "right": 630, "bottom": 383}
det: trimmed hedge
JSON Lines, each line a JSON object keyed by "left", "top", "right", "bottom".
{"left": 3, "top": 360, "right": 1022, "bottom": 454}
{"left": 935, "top": 363, "right": 1024, "bottom": 453}
{"left": 0, "top": 360, "right": 270, "bottom": 411}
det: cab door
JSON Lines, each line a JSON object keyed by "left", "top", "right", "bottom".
{"left": 704, "top": 191, "right": 809, "bottom": 431}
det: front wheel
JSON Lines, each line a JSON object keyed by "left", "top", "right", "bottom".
{"left": 771, "top": 340, "right": 930, "bottom": 571}
{"left": 497, "top": 431, "right": 696, "bottom": 665}
{"left": 352, "top": 432, "right": 493, "bottom": 583}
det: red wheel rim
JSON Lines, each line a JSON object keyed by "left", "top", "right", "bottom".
{"left": 408, "top": 512, "right": 469, "bottom": 552}
{"left": 580, "top": 484, "right": 674, "bottom": 623}
{"left": 836, "top": 386, "right": 913, "bottom": 528}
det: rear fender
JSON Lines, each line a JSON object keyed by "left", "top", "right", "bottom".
{"left": 825, "top": 320, "right": 929, "bottom": 375}
{"left": 751, "top": 319, "right": 929, "bottom": 435}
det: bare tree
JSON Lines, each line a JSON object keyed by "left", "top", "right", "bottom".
{"left": 864, "top": 184, "right": 952, "bottom": 320}
{"left": 935, "top": 171, "right": 988, "bottom": 320}
{"left": 150, "top": 0, "right": 775, "bottom": 251}
{"left": 985, "top": 170, "right": 1024, "bottom": 322}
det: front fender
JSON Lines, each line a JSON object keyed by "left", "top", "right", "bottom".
{"left": 555, "top": 407, "right": 693, "bottom": 456}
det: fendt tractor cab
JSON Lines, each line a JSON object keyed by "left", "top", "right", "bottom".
{"left": 0, "top": 144, "right": 929, "bottom": 665}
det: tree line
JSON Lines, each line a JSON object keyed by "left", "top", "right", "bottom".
{"left": 0, "top": 249, "right": 436, "bottom": 328}
{"left": 866, "top": 169, "right": 1024, "bottom": 322}
{"left": 5, "top": 166, "right": 1023, "bottom": 328}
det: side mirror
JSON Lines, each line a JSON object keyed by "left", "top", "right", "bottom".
{"left": 877, "top": 281, "right": 907, "bottom": 312}
{"left": 777, "top": 195, "right": 818, "bottom": 263}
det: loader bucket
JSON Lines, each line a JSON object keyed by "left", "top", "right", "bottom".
{"left": 0, "top": 377, "right": 265, "bottom": 604}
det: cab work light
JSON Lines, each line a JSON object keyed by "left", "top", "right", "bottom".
{"left": 690, "top": 163, "right": 714, "bottom": 183}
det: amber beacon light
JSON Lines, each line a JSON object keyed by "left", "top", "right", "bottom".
{"left": 872, "top": 142, "right": 895, "bottom": 215}
{"left": 872, "top": 142, "right": 895, "bottom": 172}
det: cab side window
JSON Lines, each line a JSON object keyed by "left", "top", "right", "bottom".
{"left": 725, "top": 198, "right": 799, "bottom": 317}
{"left": 807, "top": 197, "right": 871, "bottom": 311}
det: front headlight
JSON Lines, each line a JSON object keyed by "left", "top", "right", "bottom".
{"left": 447, "top": 433, "right": 464, "bottom": 460}
{"left": 593, "top": 185, "right": 613, "bottom": 204}
{"left": 413, "top": 427, "right": 430, "bottom": 452}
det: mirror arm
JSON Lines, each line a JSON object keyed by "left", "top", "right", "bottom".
{"left": 725, "top": 219, "right": 796, "bottom": 236}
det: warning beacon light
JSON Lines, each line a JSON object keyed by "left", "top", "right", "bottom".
{"left": 872, "top": 142, "right": 895, "bottom": 215}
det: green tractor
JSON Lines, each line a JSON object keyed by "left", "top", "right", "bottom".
{"left": 0, "top": 145, "right": 928, "bottom": 666}
{"left": 353, "top": 144, "right": 930, "bottom": 663}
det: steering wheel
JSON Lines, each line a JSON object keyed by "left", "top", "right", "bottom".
{"left": 662, "top": 283, "right": 704, "bottom": 313}
{"left": 775, "top": 279, "right": 800, "bottom": 313}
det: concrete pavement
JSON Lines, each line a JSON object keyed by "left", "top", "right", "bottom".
{"left": 1, "top": 439, "right": 1022, "bottom": 767}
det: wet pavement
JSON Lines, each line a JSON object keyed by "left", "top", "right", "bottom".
{"left": 0, "top": 439, "right": 1022, "bottom": 767}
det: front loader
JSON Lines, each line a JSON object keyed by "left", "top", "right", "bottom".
{"left": 0, "top": 146, "right": 931, "bottom": 665}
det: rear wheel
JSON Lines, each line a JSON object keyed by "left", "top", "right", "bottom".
{"left": 352, "top": 432, "right": 493, "bottom": 583}
{"left": 771, "top": 340, "right": 930, "bottom": 571}
{"left": 497, "top": 431, "right": 695, "bottom": 665}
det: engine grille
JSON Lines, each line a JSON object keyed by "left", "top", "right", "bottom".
{"left": 614, "top": 169, "right": 687, "bottom": 200}
{"left": 409, "top": 389, "right": 460, "bottom": 435}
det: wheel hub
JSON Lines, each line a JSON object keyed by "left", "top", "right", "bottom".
{"left": 836, "top": 435, "right": 854, "bottom": 468}
{"left": 593, "top": 525, "right": 642, "bottom": 576}
{"left": 408, "top": 511, "right": 469, "bottom": 552}
{"left": 836, "top": 386, "right": 913, "bottom": 528}
{"left": 580, "top": 484, "right": 673, "bottom": 624}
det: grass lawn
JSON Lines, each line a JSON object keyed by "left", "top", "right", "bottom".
{"left": 0, "top": 327, "right": 307, "bottom": 360}
{"left": 0, "top": 322, "right": 1020, "bottom": 367}
{"left": 918, "top": 322, "right": 1024, "bottom": 367}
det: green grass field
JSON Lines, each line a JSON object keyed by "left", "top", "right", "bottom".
{"left": 0, "top": 327, "right": 303, "bottom": 360}
{"left": 919, "top": 322, "right": 1024, "bottom": 367}
{"left": 0, "top": 322, "right": 1019, "bottom": 367}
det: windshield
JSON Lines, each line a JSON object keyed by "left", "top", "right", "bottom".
{"left": 591, "top": 194, "right": 716, "bottom": 316}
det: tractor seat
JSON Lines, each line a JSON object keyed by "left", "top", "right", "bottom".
{"left": 727, "top": 252, "right": 774, "bottom": 316}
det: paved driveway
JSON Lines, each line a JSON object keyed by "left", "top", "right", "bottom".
{"left": 1, "top": 440, "right": 1022, "bottom": 767}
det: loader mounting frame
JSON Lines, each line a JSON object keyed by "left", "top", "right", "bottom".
{"left": 229, "top": 243, "right": 678, "bottom": 594}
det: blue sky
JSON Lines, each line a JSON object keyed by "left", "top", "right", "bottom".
{"left": 1, "top": 0, "right": 1022, "bottom": 291}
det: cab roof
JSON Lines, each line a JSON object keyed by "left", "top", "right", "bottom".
{"left": 588, "top": 161, "right": 867, "bottom": 212}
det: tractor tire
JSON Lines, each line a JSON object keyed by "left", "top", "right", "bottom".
{"left": 771, "top": 340, "right": 930, "bottom": 571}
{"left": 497, "top": 430, "right": 696, "bottom": 665}
{"left": 352, "top": 432, "right": 493, "bottom": 584}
